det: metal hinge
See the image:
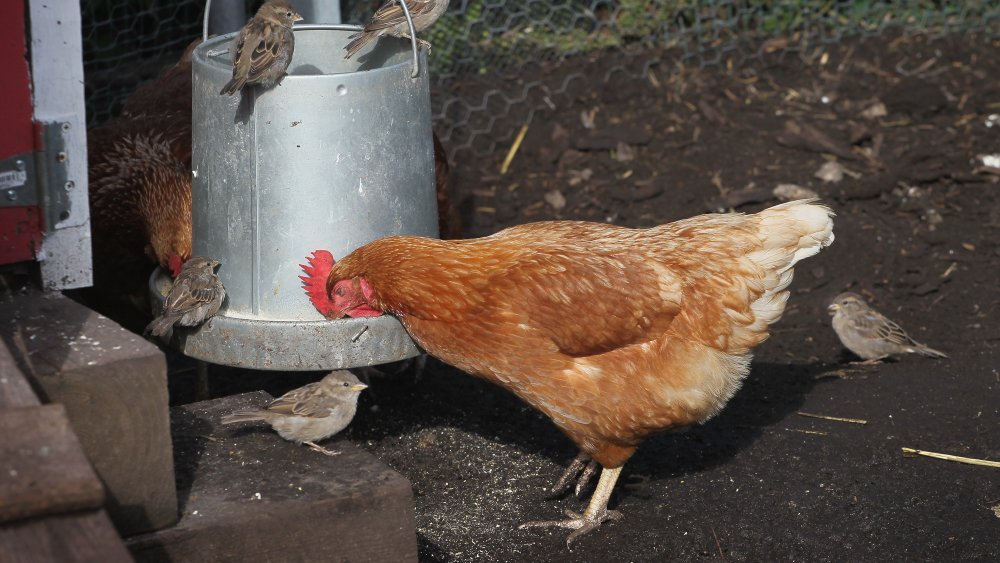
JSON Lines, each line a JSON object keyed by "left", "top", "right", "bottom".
{"left": 2, "top": 120, "right": 77, "bottom": 230}
{"left": 34, "top": 119, "right": 76, "bottom": 231}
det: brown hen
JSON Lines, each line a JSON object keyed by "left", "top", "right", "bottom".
{"left": 319, "top": 200, "right": 834, "bottom": 546}
{"left": 121, "top": 38, "right": 201, "bottom": 120}
{"left": 87, "top": 125, "right": 192, "bottom": 313}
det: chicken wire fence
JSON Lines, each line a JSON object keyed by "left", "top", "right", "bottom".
{"left": 83, "top": 1, "right": 1000, "bottom": 157}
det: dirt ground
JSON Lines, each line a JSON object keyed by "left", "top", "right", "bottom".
{"left": 169, "top": 30, "right": 999, "bottom": 561}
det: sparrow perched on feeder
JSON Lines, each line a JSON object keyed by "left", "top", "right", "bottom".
{"left": 344, "top": 0, "right": 450, "bottom": 59}
{"left": 828, "top": 292, "right": 947, "bottom": 362}
{"left": 302, "top": 200, "right": 834, "bottom": 546}
{"left": 221, "top": 371, "right": 368, "bottom": 456}
{"left": 220, "top": 0, "right": 303, "bottom": 95}
{"left": 145, "top": 256, "right": 226, "bottom": 340}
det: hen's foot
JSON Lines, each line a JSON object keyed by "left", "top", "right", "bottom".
{"left": 520, "top": 508, "right": 623, "bottom": 548}
{"left": 548, "top": 452, "right": 599, "bottom": 499}
{"left": 305, "top": 441, "right": 341, "bottom": 456}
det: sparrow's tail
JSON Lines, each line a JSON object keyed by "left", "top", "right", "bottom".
{"left": 914, "top": 343, "right": 948, "bottom": 359}
{"left": 145, "top": 315, "right": 179, "bottom": 339}
{"left": 221, "top": 411, "right": 269, "bottom": 425}
{"left": 344, "top": 32, "right": 375, "bottom": 60}
{"left": 219, "top": 76, "right": 244, "bottom": 96}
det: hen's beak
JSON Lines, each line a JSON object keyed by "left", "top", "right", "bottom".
{"left": 350, "top": 383, "right": 368, "bottom": 392}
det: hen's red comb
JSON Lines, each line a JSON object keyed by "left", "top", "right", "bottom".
{"left": 300, "top": 249, "right": 338, "bottom": 319}
{"left": 168, "top": 255, "right": 184, "bottom": 278}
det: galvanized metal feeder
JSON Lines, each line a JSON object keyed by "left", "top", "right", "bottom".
{"left": 150, "top": 23, "right": 438, "bottom": 370}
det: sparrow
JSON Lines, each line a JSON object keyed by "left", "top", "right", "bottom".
{"left": 145, "top": 256, "right": 226, "bottom": 340}
{"left": 344, "top": 0, "right": 450, "bottom": 60}
{"left": 220, "top": 0, "right": 303, "bottom": 95}
{"left": 828, "top": 292, "right": 947, "bottom": 362}
{"left": 221, "top": 371, "right": 368, "bottom": 456}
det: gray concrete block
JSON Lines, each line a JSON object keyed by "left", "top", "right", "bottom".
{"left": 127, "top": 392, "right": 418, "bottom": 562}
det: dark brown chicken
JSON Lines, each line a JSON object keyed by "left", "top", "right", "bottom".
{"left": 85, "top": 38, "right": 201, "bottom": 320}
{"left": 314, "top": 200, "right": 834, "bottom": 546}
{"left": 121, "top": 38, "right": 201, "bottom": 120}
{"left": 87, "top": 118, "right": 192, "bottom": 313}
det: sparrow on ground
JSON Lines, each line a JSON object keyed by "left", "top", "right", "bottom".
{"left": 220, "top": 0, "right": 303, "bottom": 95}
{"left": 828, "top": 292, "right": 947, "bottom": 362}
{"left": 221, "top": 371, "right": 368, "bottom": 456}
{"left": 344, "top": 0, "right": 449, "bottom": 59}
{"left": 145, "top": 256, "right": 226, "bottom": 340}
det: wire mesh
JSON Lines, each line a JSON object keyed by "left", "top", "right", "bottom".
{"left": 82, "top": 1, "right": 1000, "bottom": 155}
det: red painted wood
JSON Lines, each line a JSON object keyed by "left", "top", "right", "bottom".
{"left": 0, "top": 0, "right": 34, "bottom": 160}
{"left": 0, "top": 207, "right": 42, "bottom": 264}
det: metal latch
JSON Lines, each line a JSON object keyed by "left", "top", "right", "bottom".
{"left": 0, "top": 154, "right": 38, "bottom": 207}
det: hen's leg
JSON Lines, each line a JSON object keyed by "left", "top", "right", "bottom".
{"left": 305, "top": 441, "right": 341, "bottom": 456}
{"left": 521, "top": 466, "right": 624, "bottom": 548}
{"left": 548, "top": 452, "right": 599, "bottom": 498}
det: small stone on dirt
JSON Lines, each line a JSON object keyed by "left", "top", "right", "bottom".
{"left": 544, "top": 189, "right": 566, "bottom": 211}
{"left": 814, "top": 161, "right": 846, "bottom": 183}
{"left": 774, "top": 184, "right": 819, "bottom": 201}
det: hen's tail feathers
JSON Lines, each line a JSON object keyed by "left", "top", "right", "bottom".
{"left": 300, "top": 250, "right": 338, "bottom": 319}
{"left": 221, "top": 411, "right": 268, "bottom": 424}
{"left": 745, "top": 199, "right": 835, "bottom": 333}
{"left": 914, "top": 343, "right": 948, "bottom": 359}
{"left": 145, "top": 315, "right": 179, "bottom": 339}
{"left": 344, "top": 32, "right": 375, "bottom": 59}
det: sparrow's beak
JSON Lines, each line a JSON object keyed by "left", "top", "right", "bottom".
{"left": 294, "top": 13, "right": 304, "bottom": 22}
{"left": 827, "top": 304, "right": 839, "bottom": 314}
{"left": 350, "top": 383, "right": 368, "bottom": 392}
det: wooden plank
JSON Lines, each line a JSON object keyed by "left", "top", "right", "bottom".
{"left": 0, "top": 338, "right": 40, "bottom": 407}
{"left": 0, "top": 404, "right": 105, "bottom": 523}
{"left": 0, "top": 291, "right": 178, "bottom": 534}
{"left": 127, "top": 392, "right": 418, "bottom": 562}
{"left": 0, "top": 509, "right": 133, "bottom": 563}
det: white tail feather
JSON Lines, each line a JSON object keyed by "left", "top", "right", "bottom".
{"left": 747, "top": 200, "right": 835, "bottom": 329}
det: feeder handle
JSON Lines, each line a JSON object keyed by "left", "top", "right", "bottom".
{"left": 396, "top": 0, "right": 421, "bottom": 79}
{"left": 203, "top": 0, "right": 211, "bottom": 42}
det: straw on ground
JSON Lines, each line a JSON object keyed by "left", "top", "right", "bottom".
{"left": 901, "top": 447, "right": 1000, "bottom": 468}
{"left": 797, "top": 411, "right": 868, "bottom": 425}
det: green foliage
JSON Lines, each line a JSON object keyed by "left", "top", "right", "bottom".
{"left": 420, "top": 0, "right": 999, "bottom": 79}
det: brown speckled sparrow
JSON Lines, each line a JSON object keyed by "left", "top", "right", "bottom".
{"left": 828, "top": 292, "right": 947, "bottom": 362}
{"left": 344, "top": 0, "right": 449, "bottom": 59}
{"left": 221, "top": 371, "right": 368, "bottom": 456}
{"left": 145, "top": 256, "right": 225, "bottom": 340}
{"left": 220, "top": 0, "right": 303, "bottom": 95}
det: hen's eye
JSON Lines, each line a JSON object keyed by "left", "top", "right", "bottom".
{"left": 335, "top": 287, "right": 345, "bottom": 297}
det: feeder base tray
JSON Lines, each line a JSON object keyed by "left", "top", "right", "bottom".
{"left": 149, "top": 268, "right": 421, "bottom": 371}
